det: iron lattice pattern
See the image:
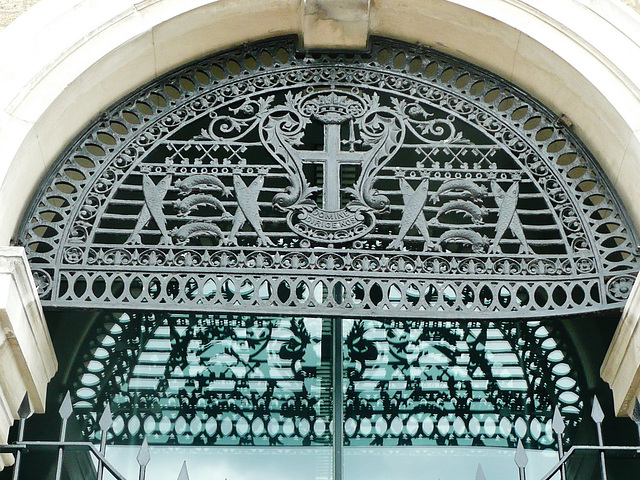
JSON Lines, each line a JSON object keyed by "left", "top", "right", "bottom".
{"left": 18, "top": 37, "right": 639, "bottom": 317}
{"left": 72, "top": 312, "right": 582, "bottom": 449}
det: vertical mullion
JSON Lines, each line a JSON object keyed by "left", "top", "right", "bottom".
{"left": 332, "top": 316, "right": 344, "bottom": 480}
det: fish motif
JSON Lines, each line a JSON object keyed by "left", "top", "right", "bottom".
{"left": 170, "top": 222, "right": 225, "bottom": 245}
{"left": 223, "top": 174, "right": 274, "bottom": 247}
{"left": 436, "top": 200, "right": 487, "bottom": 224}
{"left": 389, "top": 178, "right": 434, "bottom": 250}
{"left": 174, "top": 194, "right": 233, "bottom": 219}
{"left": 175, "top": 175, "right": 231, "bottom": 196}
{"left": 438, "top": 229, "right": 488, "bottom": 253}
{"left": 429, "top": 179, "right": 487, "bottom": 203}
{"left": 490, "top": 180, "right": 531, "bottom": 254}
{"left": 126, "top": 175, "right": 172, "bottom": 245}
{"left": 272, "top": 184, "right": 301, "bottom": 211}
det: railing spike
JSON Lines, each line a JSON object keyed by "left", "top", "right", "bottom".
{"left": 475, "top": 464, "right": 486, "bottom": 480}
{"left": 514, "top": 439, "right": 528, "bottom": 468}
{"left": 12, "top": 393, "right": 31, "bottom": 480}
{"left": 55, "top": 392, "right": 73, "bottom": 480}
{"left": 177, "top": 461, "right": 189, "bottom": 480}
{"left": 137, "top": 438, "right": 151, "bottom": 467}
{"left": 591, "top": 396, "right": 605, "bottom": 424}
{"left": 96, "top": 403, "right": 113, "bottom": 480}
{"left": 593, "top": 398, "right": 608, "bottom": 480}
{"left": 99, "top": 403, "right": 113, "bottom": 432}
{"left": 17, "top": 392, "right": 31, "bottom": 419}
{"left": 59, "top": 391, "right": 73, "bottom": 420}
{"left": 552, "top": 406, "right": 567, "bottom": 480}
{"left": 552, "top": 406, "right": 565, "bottom": 435}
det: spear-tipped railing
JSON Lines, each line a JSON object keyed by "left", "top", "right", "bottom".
{"left": 475, "top": 397, "right": 640, "bottom": 480}
{"left": 1, "top": 393, "right": 639, "bottom": 480}
{"left": 0, "top": 392, "right": 190, "bottom": 480}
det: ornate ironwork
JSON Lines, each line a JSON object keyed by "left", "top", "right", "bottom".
{"left": 3, "top": 392, "right": 639, "bottom": 480}
{"left": 17, "top": 37, "right": 640, "bottom": 317}
{"left": 69, "top": 312, "right": 582, "bottom": 450}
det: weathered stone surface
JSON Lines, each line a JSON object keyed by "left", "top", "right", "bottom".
{"left": 0, "top": 247, "right": 57, "bottom": 470}
{"left": 302, "top": 0, "right": 370, "bottom": 49}
{"left": 0, "top": 1, "right": 23, "bottom": 13}
{"left": 602, "top": 274, "right": 640, "bottom": 417}
{"left": 0, "top": 0, "right": 41, "bottom": 31}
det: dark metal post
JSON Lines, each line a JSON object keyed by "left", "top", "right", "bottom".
{"left": 11, "top": 393, "right": 31, "bottom": 480}
{"left": 514, "top": 439, "right": 528, "bottom": 480}
{"left": 137, "top": 438, "right": 151, "bottom": 480}
{"left": 97, "top": 404, "right": 113, "bottom": 480}
{"left": 332, "top": 316, "right": 343, "bottom": 480}
{"left": 631, "top": 398, "right": 640, "bottom": 446}
{"left": 55, "top": 392, "right": 73, "bottom": 480}
{"left": 552, "top": 407, "right": 566, "bottom": 480}
{"left": 591, "top": 397, "right": 607, "bottom": 480}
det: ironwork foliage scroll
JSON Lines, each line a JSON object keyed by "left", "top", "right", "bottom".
{"left": 18, "top": 37, "right": 640, "bottom": 318}
{"left": 71, "top": 312, "right": 582, "bottom": 450}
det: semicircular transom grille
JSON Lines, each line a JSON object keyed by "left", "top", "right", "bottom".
{"left": 18, "top": 37, "right": 640, "bottom": 318}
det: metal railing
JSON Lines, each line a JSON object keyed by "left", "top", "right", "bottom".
{"left": 1, "top": 393, "right": 639, "bottom": 480}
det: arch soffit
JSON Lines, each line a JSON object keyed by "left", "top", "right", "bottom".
{"left": 1, "top": 0, "right": 640, "bottom": 246}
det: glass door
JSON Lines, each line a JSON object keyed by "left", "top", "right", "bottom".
{"left": 61, "top": 313, "right": 584, "bottom": 480}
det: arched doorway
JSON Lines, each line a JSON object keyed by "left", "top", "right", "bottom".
{"left": 13, "top": 36, "right": 640, "bottom": 479}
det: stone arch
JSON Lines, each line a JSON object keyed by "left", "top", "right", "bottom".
{"left": 0, "top": 3, "right": 640, "bottom": 463}
{"left": 1, "top": 0, "right": 640, "bottom": 244}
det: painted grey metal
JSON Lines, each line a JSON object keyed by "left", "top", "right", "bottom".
{"left": 54, "top": 392, "right": 73, "bottom": 480}
{"left": 96, "top": 404, "right": 113, "bottom": 480}
{"left": 514, "top": 439, "right": 528, "bottom": 480}
{"left": 69, "top": 312, "right": 584, "bottom": 449}
{"left": 16, "top": 37, "right": 640, "bottom": 319}
{"left": 592, "top": 397, "right": 608, "bottom": 480}
{"left": 11, "top": 394, "right": 30, "bottom": 480}
{"left": 552, "top": 406, "right": 567, "bottom": 480}
{"left": 137, "top": 439, "right": 150, "bottom": 480}
{"left": 632, "top": 398, "right": 640, "bottom": 445}
{"left": 476, "top": 464, "right": 487, "bottom": 480}
{"left": 332, "top": 317, "right": 344, "bottom": 480}
{"left": 1, "top": 393, "right": 184, "bottom": 480}
{"left": 2, "top": 392, "right": 639, "bottom": 480}
{"left": 536, "top": 446, "right": 640, "bottom": 480}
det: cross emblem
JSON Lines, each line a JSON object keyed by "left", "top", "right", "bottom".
{"left": 300, "top": 122, "right": 362, "bottom": 211}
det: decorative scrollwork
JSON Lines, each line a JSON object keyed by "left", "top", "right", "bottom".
{"left": 70, "top": 312, "right": 583, "bottom": 449}
{"left": 16, "top": 37, "right": 639, "bottom": 317}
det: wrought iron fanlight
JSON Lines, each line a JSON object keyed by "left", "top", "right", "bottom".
{"left": 17, "top": 37, "right": 640, "bottom": 318}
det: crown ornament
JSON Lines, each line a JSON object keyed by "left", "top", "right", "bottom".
{"left": 300, "top": 91, "right": 367, "bottom": 124}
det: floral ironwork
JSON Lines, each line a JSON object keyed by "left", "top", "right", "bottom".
{"left": 17, "top": 37, "right": 640, "bottom": 317}
{"left": 71, "top": 312, "right": 582, "bottom": 450}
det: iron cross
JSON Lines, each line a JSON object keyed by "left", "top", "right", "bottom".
{"left": 300, "top": 123, "right": 362, "bottom": 211}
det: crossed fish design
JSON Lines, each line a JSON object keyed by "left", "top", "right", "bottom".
{"left": 490, "top": 180, "right": 531, "bottom": 254}
{"left": 131, "top": 171, "right": 530, "bottom": 253}
{"left": 129, "top": 172, "right": 274, "bottom": 246}
{"left": 389, "top": 178, "right": 434, "bottom": 251}
{"left": 126, "top": 175, "right": 173, "bottom": 245}
{"left": 222, "top": 174, "right": 274, "bottom": 247}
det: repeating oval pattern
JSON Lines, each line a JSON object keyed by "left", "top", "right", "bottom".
{"left": 71, "top": 312, "right": 582, "bottom": 449}
{"left": 17, "top": 37, "right": 639, "bottom": 319}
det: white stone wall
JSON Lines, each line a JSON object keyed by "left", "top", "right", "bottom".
{"left": 2, "top": 0, "right": 640, "bottom": 33}
{"left": 1, "top": 0, "right": 640, "bottom": 423}
{"left": 0, "top": 0, "right": 39, "bottom": 31}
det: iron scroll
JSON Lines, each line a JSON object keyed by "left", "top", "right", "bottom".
{"left": 18, "top": 37, "right": 640, "bottom": 318}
